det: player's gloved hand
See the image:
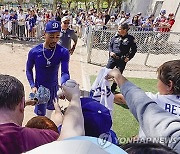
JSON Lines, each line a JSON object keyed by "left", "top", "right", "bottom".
{"left": 29, "top": 86, "right": 50, "bottom": 105}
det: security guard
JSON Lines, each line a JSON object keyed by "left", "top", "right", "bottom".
{"left": 106, "top": 23, "right": 137, "bottom": 93}
{"left": 59, "top": 16, "right": 78, "bottom": 55}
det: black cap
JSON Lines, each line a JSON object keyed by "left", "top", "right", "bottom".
{"left": 120, "top": 23, "right": 130, "bottom": 30}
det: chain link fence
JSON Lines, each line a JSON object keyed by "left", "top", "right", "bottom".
{"left": 86, "top": 26, "right": 180, "bottom": 72}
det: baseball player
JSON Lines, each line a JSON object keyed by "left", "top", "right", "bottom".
{"left": 26, "top": 20, "right": 70, "bottom": 117}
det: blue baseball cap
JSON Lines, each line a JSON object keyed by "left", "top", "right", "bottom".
{"left": 45, "top": 20, "right": 61, "bottom": 33}
{"left": 126, "top": 13, "right": 130, "bottom": 16}
{"left": 160, "top": 9, "right": 166, "bottom": 14}
{"left": 80, "top": 97, "right": 112, "bottom": 137}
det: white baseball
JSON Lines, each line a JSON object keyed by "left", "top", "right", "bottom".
{"left": 57, "top": 88, "right": 63, "bottom": 96}
{"left": 64, "top": 79, "right": 77, "bottom": 88}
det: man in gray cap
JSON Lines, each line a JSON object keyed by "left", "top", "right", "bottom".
{"left": 59, "top": 16, "right": 78, "bottom": 55}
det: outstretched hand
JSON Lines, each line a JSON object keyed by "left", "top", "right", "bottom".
{"left": 62, "top": 83, "right": 80, "bottom": 102}
{"left": 105, "top": 68, "right": 127, "bottom": 86}
{"left": 105, "top": 68, "right": 121, "bottom": 81}
{"left": 57, "top": 88, "right": 66, "bottom": 100}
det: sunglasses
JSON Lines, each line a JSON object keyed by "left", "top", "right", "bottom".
{"left": 63, "top": 22, "right": 70, "bottom": 24}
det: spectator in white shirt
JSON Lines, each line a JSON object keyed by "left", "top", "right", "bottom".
{"left": 2, "top": 9, "right": 10, "bottom": 40}
{"left": 18, "top": 9, "right": 26, "bottom": 40}
{"left": 119, "top": 13, "right": 131, "bottom": 25}
{"left": 36, "top": 12, "right": 44, "bottom": 40}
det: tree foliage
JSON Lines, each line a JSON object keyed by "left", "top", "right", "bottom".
{"left": 53, "top": 0, "right": 57, "bottom": 12}
{"left": 16, "top": 0, "right": 24, "bottom": 5}
{"left": 2, "top": 0, "right": 125, "bottom": 13}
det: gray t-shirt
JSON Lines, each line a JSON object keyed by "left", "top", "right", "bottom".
{"left": 59, "top": 28, "right": 78, "bottom": 50}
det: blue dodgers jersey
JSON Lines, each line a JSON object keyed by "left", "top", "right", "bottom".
{"left": 26, "top": 44, "right": 70, "bottom": 88}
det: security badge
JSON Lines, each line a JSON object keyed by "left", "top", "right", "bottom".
{"left": 122, "top": 38, "right": 129, "bottom": 45}
{"left": 114, "top": 37, "right": 122, "bottom": 43}
{"left": 114, "top": 37, "right": 129, "bottom": 45}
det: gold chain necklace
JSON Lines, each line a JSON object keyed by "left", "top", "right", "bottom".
{"left": 42, "top": 43, "right": 56, "bottom": 67}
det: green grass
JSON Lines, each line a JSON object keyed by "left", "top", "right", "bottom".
{"left": 90, "top": 75, "right": 157, "bottom": 142}
{"left": 127, "top": 78, "right": 158, "bottom": 93}
{"left": 113, "top": 104, "right": 139, "bottom": 141}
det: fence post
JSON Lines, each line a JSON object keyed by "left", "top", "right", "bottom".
{"left": 87, "top": 25, "right": 93, "bottom": 63}
{"left": 144, "top": 51, "right": 150, "bottom": 66}
{"left": 144, "top": 31, "right": 154, "bottom": 66}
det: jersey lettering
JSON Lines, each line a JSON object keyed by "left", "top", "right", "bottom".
{"left": 165, "top": 103, "right": 179, "bottom": 116}
{"left": 91, "top": 86, "right": 111, "bottom": 98}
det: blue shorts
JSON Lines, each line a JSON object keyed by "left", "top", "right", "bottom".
{"left": 34, "top": 84, "right": 58, "bottom": 116}
{"left": 58, "top": 125, "right": 62, "bottom": 134}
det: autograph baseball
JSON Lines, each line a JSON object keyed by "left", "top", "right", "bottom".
{"left": 57, "top": 88, "right": 63, "bottom": 96}
{"left": 64, "top": 79, "right": 77, "bottom": 88}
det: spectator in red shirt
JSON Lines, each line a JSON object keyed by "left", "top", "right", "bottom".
{"left": 153, "top": 9, "right": 167, "bottom": 32}
{"left": 155, "top": 12, "right": 175, "bottom": 44}
{"left": 160, "top": 13, "right": 175, "bottom": 32}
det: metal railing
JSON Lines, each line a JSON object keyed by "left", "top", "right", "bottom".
{"left": 0, "top": 21, "right": 45, "bottom": 41}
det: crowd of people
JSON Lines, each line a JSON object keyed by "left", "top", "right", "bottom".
{"left": 0, "top": 5, "right": 175, "bottom": 42}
